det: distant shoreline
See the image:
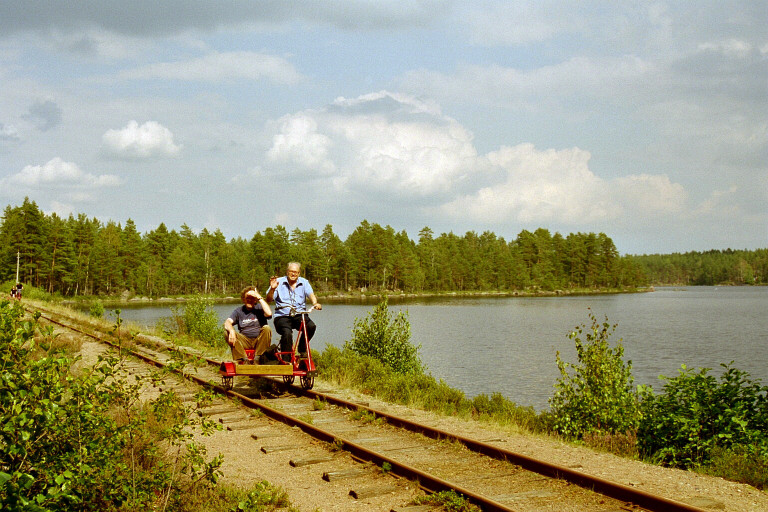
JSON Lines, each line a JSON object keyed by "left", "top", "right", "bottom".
{"left": 65, "top": 286, "right": 655, "bottom": 308}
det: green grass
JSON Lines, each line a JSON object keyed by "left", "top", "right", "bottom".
{"left": 315, "top": 345, "right": 545, "bottom": 433}
{"left": 178, "top": 481, "right": 297, "bottom": 512}
{"left": 699, "top": 446, "right": 768, "bottom": 490}
{"left": 412, "top": 490, "right": 480, "bottom": 512}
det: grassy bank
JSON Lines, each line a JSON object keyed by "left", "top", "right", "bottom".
{"left": 316, "top": 345, "right": 547, "bottom": 433}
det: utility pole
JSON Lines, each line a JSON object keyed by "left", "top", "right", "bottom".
{"left": 16, "top": 251, "right": 20, "bottom": 283}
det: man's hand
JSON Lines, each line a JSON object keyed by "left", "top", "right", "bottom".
{"left": 314, "top": 303, "right": 322, "bottom": 310}
{"left": 226, "top": 330, "right": 236, "bottom": 347}
{"left": 269, "top": 275, "right": 279, "bottom": 290}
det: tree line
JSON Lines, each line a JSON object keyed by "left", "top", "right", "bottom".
{"left": 630, "top": 249, "right": 768, "bottom": 285}
{"left": 1, "top": 198, "right": 647, "bottom": 297}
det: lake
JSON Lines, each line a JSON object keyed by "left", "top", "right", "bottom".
{"left": 109, "top": 286, "right": 768, "bottom": 411}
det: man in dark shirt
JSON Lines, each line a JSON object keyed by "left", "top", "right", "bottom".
{"left": 223, "top": 286, "right": 272, "bottom": 364}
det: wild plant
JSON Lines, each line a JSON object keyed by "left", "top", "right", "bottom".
{"left": 638, "top": 363, "right": 768, "bottom": 470}
{"left": 549, "top": 309, "right": 640, "bottom": 438}
{"left": 171, "top": 295, "right": 222, "bottom": 347}
{"left": 0, "top": 299, "right": 223, "bottom": 511}
{"left": 344, "top": 296, "right": 422, "bottom": 375}
{"left": 412, "top": 490, "right": 480, "bottom": 512}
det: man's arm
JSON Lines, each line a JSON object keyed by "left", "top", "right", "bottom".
{"left": 309, "top": 292, "right": 322, "bottom": 310}
{"left": 266, "top": 276, "right": 279, "bottom": 302}
{"left": 223, "top": 318, "right": 237, "bottom": 346}
{"left": 258, "top": 296, "right": 272, "bottom": 317}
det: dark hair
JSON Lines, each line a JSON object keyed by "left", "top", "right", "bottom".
{"left": 240, "top": 286, "right": 256, "bottom": 303}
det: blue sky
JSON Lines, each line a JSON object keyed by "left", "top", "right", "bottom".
{"left": 0, "top": 1, "right": 765, "bottom": 254}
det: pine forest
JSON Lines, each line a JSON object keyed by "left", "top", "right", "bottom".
{"left": 2, "top": 199, "right": 765, "bottom": 298}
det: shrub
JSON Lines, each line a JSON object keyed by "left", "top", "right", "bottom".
{"left": 0, "top": 298, "right": 222, "bottom": 511}
{"left": 344, "top": 296, "right": 423, "bottom": 375}
{"left": 549, "top": 310, "right": 640, "bottom": 438}
{"left": 89, "top": 300, "right": 104, "bottom": 318}
{"left": 638, "top": 363, "right": 768, "bottom": 469}
{"left": 172, "top": 295, "right": 222, "bottom": 347}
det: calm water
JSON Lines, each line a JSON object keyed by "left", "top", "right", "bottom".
{"left": 110, "top": 286, "right": 768, "bottom": 411}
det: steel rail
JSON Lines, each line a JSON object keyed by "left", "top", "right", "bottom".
{"left": 294, "top": 388, "right": 707, "bottom": 512}
{"left": 32, "top": 310, "right": 518, "bottom": 512}
{"left": 34, "top": 306, "right": 709, "bottom": 512}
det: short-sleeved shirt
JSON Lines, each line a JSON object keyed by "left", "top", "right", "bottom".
{"left": 227, "top": 304, "right": 269, "bottom": 338}
{"left": 271, "top": 276, "right": 314, "bottom": 319}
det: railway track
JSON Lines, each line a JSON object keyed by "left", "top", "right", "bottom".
{"left": 31, "top": 304, "right": 712, "bottom": 512}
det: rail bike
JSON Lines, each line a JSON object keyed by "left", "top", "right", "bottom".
{"left": 219, "top": 306, "right": 318, "bottom": 390}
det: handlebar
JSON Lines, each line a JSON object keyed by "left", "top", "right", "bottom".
{"left": 289, "top": 304, "right": 319, "bottom": 316}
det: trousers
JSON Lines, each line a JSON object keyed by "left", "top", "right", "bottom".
{"left": 226, "top": 325, "right": 272, "bottom": 361}
{"left": 273, "top": 315, "right": 316, "bottom": 353}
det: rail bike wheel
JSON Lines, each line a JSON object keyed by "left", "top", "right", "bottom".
{"left": 282, "top": 375, "right": 295, "bottom": 385}
{"left": 300, "top": 374, "right": 314, "bottom": 390}
{"left": 221, "top": 376, "right": 233, "bottom": 390}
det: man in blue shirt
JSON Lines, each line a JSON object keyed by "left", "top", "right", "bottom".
{"left": 223, "top": 286, "right": 272, "bottom": 363}
{"left": 266, "top": 262, "right": 322, "bottom": 359}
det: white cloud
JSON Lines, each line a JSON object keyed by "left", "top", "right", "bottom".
{"left": 0, "top": 158, "right": 122, "bottom": 197}
{"left": 440, "top": 143, "right": 613, "bottom": 224}
{"left": 439, "top": 144, "right": 689, "bottom": 226}
{"left": 400, "top": 56, "right": 654, "bottom": 112}
{"left": 47, "top": 200, "right": 76, "bottom": 217}
{"left": 265, "top": 91, "right": 477, "bottom": 200}
{"left": 0, "top": 122, "right": 19, "bottom": 141}
{"left": 267, "top": 114, "right": 335, "bottom": 173}
{"left": 121, "top": 51, "right": 303, "bottom": 84}
{"left": 263, "top": 92, "right": 691, "bottom": 230}
{"left": 102, "top": 120, "right": 181, "bottom": 159}
{"left": 611, "top": 174, "right": 688, "bottom": 215}
{"left": 698, "top": 39, "right": 754, "bottom": 59}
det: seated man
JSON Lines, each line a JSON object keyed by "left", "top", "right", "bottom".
{"left": 266, "top": 262, "right": 321, "bottom": 360}
{"left": 223, "top": 286, "right": 272, "bottom": 364}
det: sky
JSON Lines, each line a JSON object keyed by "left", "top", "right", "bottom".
{"left": 0, "top": 1, "right": 766, "bottom": 255}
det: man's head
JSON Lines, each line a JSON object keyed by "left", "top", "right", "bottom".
{"left": 286, "top": 262, "right": 301, "bottom": 284}
{"left": 240, "top": 286, "right": 259, "bottom": 305}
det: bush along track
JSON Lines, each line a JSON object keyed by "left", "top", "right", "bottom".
{"left": 0, "top": 299, "right": 302, "bottom": 512}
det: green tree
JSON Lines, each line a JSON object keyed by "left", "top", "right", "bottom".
{"left": 550, "top": 310, "right": 641, "bottom": 438}
{"left": 120, "top": 219, "right": 146, "bottom": 294}
{"left": 91, "top": 221, "right": 123, "bottom": 294}
{"left": 0, "top": 199, "right": 47, "bottom": 286}
{"left": 43, "top": 213, "right": 76, "bottom": 294}
{"left": 68, "top": 214, "right": 99, "bottom": 295}
{"left": 145, "top": 223, "right": 173, "bottom": 297}
{"left": 345, "top": 297, "right": 422, "bottom": 375}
